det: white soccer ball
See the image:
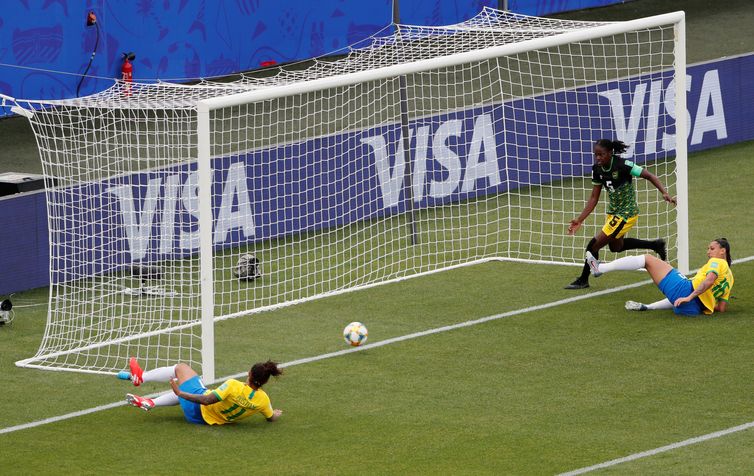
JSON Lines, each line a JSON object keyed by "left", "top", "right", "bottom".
{"left": 343, "top": 321, "right": 368, "bottom": 347}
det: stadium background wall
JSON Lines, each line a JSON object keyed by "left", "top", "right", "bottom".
{"left": 0, "top": 0, "right": 625, "bottom": 112}
{"left": 0, "top": 53, "right": 750, "bottom": 295}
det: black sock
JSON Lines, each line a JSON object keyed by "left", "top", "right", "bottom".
{"left": 620, "top": 237, "right": 659, "bottom": 252}
{"left": 578, "top": 261, "right": 591, "bottom": 282}
{"left": 577, "top": 239, "right": 599, "bottom": 282}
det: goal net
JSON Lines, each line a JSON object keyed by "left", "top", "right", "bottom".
{"left": 11, "top": 8, "right": 687, "bottom": 380}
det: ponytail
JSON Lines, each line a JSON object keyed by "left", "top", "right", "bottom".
{"left": 714, "top": 237, "right": 732, "bottom": 266}
{"left": 250, "top": 360, "right": 283, "bottom": 387}
{"left": 595, "top": 139, "right": 629, "bottom": 156}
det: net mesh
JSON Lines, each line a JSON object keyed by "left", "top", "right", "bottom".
{"left": 13, "top": 7, "right": 681, "bottom": 374}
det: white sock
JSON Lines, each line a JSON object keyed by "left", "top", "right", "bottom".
{"left": 646, "top": 298, "right": 674, "bottom": 310}
{"left": 142, "top": 365, "right": 177, "bottom": 383}
{"left": 151, "top": 392, "right": 180, "bottom": 407}
{"left": 599, "top": 255, "right": 646, "bottom": 273}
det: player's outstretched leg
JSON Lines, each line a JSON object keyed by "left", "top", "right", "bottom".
{"left": 618, "top": 237, "right": 667, "bottom": 261}
{"left": 625, "top": 301, "right": 648, "bottom": 311}
{"left": 126, "top": 393, "right": 154, "bottom": 411}
{"left": 586, "top": 251, "right": 602, "bottom": 277}
{"left": 626, "top": 298, "right": 675, "bottom": 312}
{"left": 119, "top": 361, "right": 178, "bottom": 386}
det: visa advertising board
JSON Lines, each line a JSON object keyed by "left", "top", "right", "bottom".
{"left": 1, "top": 53, "right": 751, "bottom": 293}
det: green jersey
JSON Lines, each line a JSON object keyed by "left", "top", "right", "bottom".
{"left": 591, "top": 156, "right": 643, "bottom": 219}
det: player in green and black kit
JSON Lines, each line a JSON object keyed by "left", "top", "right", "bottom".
{"left": 565, "top": 139, "right": 677, "bottom": 289}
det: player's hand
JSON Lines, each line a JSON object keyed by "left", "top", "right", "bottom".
{"left": 267, "top": 409, "right": 283, "bottom": 422}
{"left": 673, "top": 296, "right": 689, "bottom": 307}
{"left": 169, "top": 377, "right": 181, "bottom": 395}
{"left": 567, "top": 219, "right": 582, "bottom": 235}
{"left": 663, "top": 193, "right": 677, "bottom": 206}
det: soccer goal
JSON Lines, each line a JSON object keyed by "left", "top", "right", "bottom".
{"left": 11, "top": 8, "right": 687, "bottom": 382}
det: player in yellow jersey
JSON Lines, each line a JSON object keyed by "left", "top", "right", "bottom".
{"left": 121, "top": 358, "right": 283, "bottom": 425}
{"left": 585, "top": 238, "right": 733, "bottom": 316}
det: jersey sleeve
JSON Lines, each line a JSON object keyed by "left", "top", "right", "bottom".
{"left": 705, "top": 259, "right": 724, "bottom": 277}
{"left": 622, "top": 159, "right": 643, "bottom": 177}
{"left": 707, "top": 259, "right": 733, "bottom": 303}
{"left": 212, "top": 379, "right": 241, "bottom": 401}
{"left": 255, "top": 392, "right": 274, "bottom": 419}
{"left": 261, "top": 401, "right": 274, "bottom": 419}
{"left": 712, "top": 260, "right": 729, "bottom": 289}
{"left": 591, "top": 165, "right": 601, "bottom": 185}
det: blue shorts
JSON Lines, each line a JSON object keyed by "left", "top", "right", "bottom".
{"left": 658, "top": 269, "right": 704, "bottom": 316}
{"left": 178, "top": 375, "right": 209, "bottom": 425}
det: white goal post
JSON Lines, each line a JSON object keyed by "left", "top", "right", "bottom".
{"left": 10, "top": 8, "right": 687, "bottom": 382}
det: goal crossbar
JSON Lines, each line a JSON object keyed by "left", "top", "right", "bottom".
{"left": 200, "top": 12, "right": 684, "bottom": 111}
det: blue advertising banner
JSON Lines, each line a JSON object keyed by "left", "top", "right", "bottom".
{"left": 0, "top": 53, "right": 751, "bottom": 294}
{"left": 507, "top": 0, "right": 629, "bottom": 16}
{"left": 0, "top": 191, "right": 49, "bottom": 293}
{"left": 0, "top": 0, "right": 632, "bottom": 114}
{"left": 0, "top": 0, "right": 499, "bottom": 112}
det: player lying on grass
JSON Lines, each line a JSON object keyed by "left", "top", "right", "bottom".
{"left": 586, "top": 238, "right": 733, "bottom": 316}
{"left": 565, "top": 139, "right": 676, "bottom": 290}
{"left": 120, "top": 358, "right": 283, "bottom": 425}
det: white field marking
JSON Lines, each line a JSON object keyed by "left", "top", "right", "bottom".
{"left": 11, "top": 302, "right": 47, "bottom": 308}
{"left": 558, "top": 421, "right": 754, "bottom": 475}
{"left": 0, "top": 401, "right": 127, "bottom": 434}
{"left": 2, "top": 254, "right": 752, "bottom": 437}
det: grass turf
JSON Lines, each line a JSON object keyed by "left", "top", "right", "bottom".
{"left": 0, "top": 141, "right": 752, "bottom": 474}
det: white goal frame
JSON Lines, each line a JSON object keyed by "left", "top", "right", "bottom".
{"left": 11, "top": 10, "right": 687, "bottom": 382}
{"left": 195, "top": 11, "right": 688, "bottom": 382}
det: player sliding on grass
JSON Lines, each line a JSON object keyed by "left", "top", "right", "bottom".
{"left": 121, "top": 358, "right": 283, "bottom": 425}
{"left": 586, "top": 238, "right": 734, "bottom": 316}
{"left": 565, "top": 139, "right": 676, "bottom": 289}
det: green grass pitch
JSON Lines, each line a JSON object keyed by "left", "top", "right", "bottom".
{"left": 0, "top": 140, "right": 752, "bottom": 474}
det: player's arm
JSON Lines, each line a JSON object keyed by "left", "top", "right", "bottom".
{"left": 568, "top": 185, "right": 601, "bottom": 235}
{"left": 673, "top": 272, "right": 717, "bottom": 307}
{"left": 639, "top": 169, "right": 676, "bottom": 205}
{"left": 169, "top": 378, "right": 220, "bottom": 405}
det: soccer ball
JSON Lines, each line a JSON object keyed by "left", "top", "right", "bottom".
{"left": 342, "top": 321, "right": 368, "bottom": 347}
{"left": 233, "top": 253, "right": 261, "bottom": 281}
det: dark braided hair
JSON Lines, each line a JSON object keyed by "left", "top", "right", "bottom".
{"left": 595, "top": 139, "right": 629, "bottom": 156}
{"left": 714, "top": 238, "right": 732, "bottom": 266}
{"left": 249, "top": 360, "right": 283, "bottom": 388}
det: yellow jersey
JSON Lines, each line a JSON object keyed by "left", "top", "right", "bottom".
{"left": 691, "top": 258, "right": 734, "bottom": 315}
{"left": 200, "top": 379, "right": 274, "bottom": 425}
